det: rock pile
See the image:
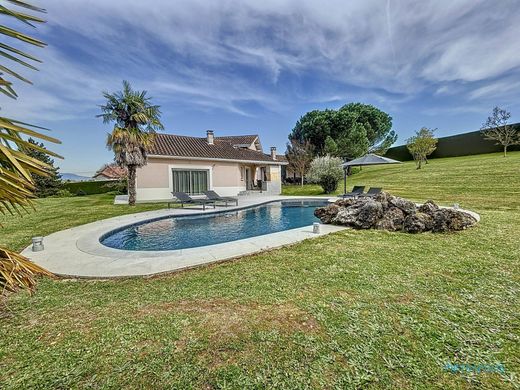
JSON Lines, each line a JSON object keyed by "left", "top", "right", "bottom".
{"left": 314, "top": 192, "right": 477, "bottom": 233}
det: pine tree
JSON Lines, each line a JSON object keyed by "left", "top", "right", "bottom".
{"left": 26, "top": 138, "right": 62, "bottom": 197}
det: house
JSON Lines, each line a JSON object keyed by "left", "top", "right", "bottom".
{"left": 135, "top": 130, "right": 288, "bottom": 201}
{"left": 93, "top": 163, "right": 127, "bottom": 181}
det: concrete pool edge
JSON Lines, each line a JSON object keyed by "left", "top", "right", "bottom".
{"left": 22, "top": 196, "right": 344, "bottom": 278}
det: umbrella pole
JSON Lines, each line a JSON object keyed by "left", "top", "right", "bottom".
{"left": 343, "top": 169, "right": 347, "bottom": 195}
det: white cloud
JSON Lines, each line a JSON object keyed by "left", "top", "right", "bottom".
{"left": 2, "top": 0, "right": 520, "bottom": 120}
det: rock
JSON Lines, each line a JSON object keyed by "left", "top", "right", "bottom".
{"left": 314, "top": 204, "right": 340, "bottom": 224}
{"left": 332, "top": 199, "right": 383, "bottom": 229}
{"left": 355, "top": 200, "right": 384, "bottom": 229}
{"left": 432, "top": 208, "right": 477, "bottom": 232}
{"left": 374, "top": 191, "right": 391, "bottom": 211}
{"left": 388, "top": 195, "right": 417, "bottom": 215}
{"left": 375, "top": 206, "right": 405, "bottom": 231}
{"left": 315, "top": 192, "right": 477, "bottom": 234}
{"left": 333, "top": 207, "right": 360, "bottom": 227}
{"left": 403, "top": 212, "right": 433, "bottom": 233}
{"left": 335, "top": 197, "right": 362, "bottom": 208}
{"left": 418, "top": 200, "right": 439, "bottom": 216}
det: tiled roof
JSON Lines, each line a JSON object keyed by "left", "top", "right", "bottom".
{"left": 215, "top": 135, "right": 258, "bottom": 146}
{"left": 93, "top": 164, "right": 127, "bottom": 179}
{"left": 149, "top": 133, "right": 285, "bottom": 164}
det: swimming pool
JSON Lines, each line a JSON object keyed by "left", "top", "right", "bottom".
{"left": 100, "top": 199, "right": 328, "bottom": 251}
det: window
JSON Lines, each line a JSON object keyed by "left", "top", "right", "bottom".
{"left": 172, "top": 169, "right": 209, "bottom": 195}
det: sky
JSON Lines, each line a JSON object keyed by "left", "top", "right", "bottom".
{"left": 3, "top": 0, "right": 520, "bottom": 175}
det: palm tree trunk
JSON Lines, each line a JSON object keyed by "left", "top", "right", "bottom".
{"left": 128, "top": 165, "right": 137, "bottom": 205}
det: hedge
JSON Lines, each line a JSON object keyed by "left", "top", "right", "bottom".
{"left": 62, "top": 180, "right": 119, "bottom": 195}
{"left": 385, "top": 123, "right": 520, "bottom": 161}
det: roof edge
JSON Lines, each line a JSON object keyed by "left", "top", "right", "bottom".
{"left": 148, "top": 154, "right": 288, "bottom": 165}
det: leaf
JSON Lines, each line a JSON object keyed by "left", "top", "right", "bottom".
{"left": 0, "top": 247, "right": 53, "bottom": 295}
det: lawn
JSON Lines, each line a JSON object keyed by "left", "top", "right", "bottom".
{"left": 1, "top": 152, "right": 519, "bottom": 389}
{"left": 0, "top": 193, "right": 169, "bottom": 252}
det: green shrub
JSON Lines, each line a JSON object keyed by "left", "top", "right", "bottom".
{"left": 50, "top": 189, "right": 74, "bottom": 198}
{"left": 307, "top": 156, "right": 344, "bottom": 193}
{"left": 102, "top": 179, "right": 127, "bottom": 195}
{"left": 63, "top": 180, "right": 118, "bottom": 196}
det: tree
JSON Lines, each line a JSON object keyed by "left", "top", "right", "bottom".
{"left": 98, "top": 81, "right": 164, "bottom": 205}
{"left": 285, "top": 139, "right": 314, "bottom": 186}
{"left": 336, "top": 123, "right": 370, "bottom": 159}
{"left": 323, "top": 135, "right": 338, "bottom": 156}
{"left": 1, "top": 1, "right": 58, "bottom": 293}
{"left": 406, "top": 127, "right": 438, "bottom": 169}
{"left": 289, "top": 103, "right": 397, "bottom": 158}
{"left": 480, "top": 106, "right": 520, "bottom": 157}
{"left": 307, "top": 156, "right": 344, "bottom": 193}
{"left": 26, "top": 138, "right": 62, "bottom": 197}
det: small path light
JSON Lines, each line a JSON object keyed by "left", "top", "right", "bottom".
{"left": 32, "top": 237, "right": 44, "bottom": 252}
{"left": 313, "top": 222, "right": 321, "bottom": 234}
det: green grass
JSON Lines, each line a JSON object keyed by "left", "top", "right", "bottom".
{"left": 283, "top": 152, "right": 520, "bottom": 211}
{"left": 1, "top": 153, "right": 520, "bottom": 389}
{"left": 0, "top": 193, "right": 169, "bottom": 251}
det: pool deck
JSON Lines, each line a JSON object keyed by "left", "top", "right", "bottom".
{"left": 22, "top": 196, "right": 346, "bottom": 278}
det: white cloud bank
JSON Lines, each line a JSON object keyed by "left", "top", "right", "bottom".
{"left": 2, "top": 0, "right": 520, "bottom": 120}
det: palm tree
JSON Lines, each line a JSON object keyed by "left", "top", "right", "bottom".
{"left": 98, "top": 81, "right": 164, "bottom": 205}
{"left": 1, "top": 1, "right": 59, "bottom": 293}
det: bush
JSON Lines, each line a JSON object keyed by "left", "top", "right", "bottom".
{"left": 50, "top": 189, "right": 74, "bottom": 198}
{"left": 102, "top": 179, "right": 127, "bottom": 194}
{"left": 307, "top": 156, "right": 344, "bottom": 193}
{"left": 63, "top": 180, "right": 119, "bottom": 196}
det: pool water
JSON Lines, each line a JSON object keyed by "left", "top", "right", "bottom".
{"left": 100, "top": 200, "right": 328, "bottom": 251}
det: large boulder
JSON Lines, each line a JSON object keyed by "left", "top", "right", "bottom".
{"left": 335, "top": 197, "right": 363, "bottom": 208}
{"left": 403, "top": 212, "right": 433, "bottom": 233}
{"left": 432, "top": 208, "right": 477, "bottom": 232}
{"left": 332, "top": 199, "right": 383, "bottom": 229}
{"left": 418, "top": 200, "right": 439, "bottom": 216}
{"left": 314, "top": 204, "right": 340, "bottom": 224}
{"left": 388, "top": 195, "right": 417, "bottom": 215}
{"left": 373, "top": 191, "right": 392, "bottom": 211}
{"left": 375, "top": 206, "right": 405, "bottom": 231}
{"left": 333, "top": 206, "right": 360, "bottom": 227}
{"left": 315, "top": 192, "right": 477, "bottom": 234}
{"left": 332, "top": 200, "right": 366, "bottom": 226}
{"left": 355, "top": 200, "right": 384, "bottom": 229}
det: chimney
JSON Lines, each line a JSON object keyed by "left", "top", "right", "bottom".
{"left": 270, "top": 146, "right": 277, "bottom": 160}
{"left": 206, "top": 130, "right": 214, "bottom": 145}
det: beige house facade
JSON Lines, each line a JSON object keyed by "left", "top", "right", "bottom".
{"left": 136, "top": 131, "right": 287, "bottom": 201}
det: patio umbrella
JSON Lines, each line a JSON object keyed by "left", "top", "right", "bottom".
{"left": 341, "top": 153, "right": 401, "bottom": 195}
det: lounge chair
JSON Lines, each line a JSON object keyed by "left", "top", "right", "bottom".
{"left": 358, "top": 187, "right": 382, "bottom": 198}
{"left": 341, "top": 185, "right": 365, "bottom": 198}
{"left": 169, "top": 191, "right": 216, "bottom": 210}
{"left": 203, "top": 190, "right": 239, "bottom": 206}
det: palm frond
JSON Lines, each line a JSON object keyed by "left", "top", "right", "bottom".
{"left": 0, "top": 0, "right": 55, "bottom": 293}
{"left": 0, "top": 248, "right": 53, "bottom": 294}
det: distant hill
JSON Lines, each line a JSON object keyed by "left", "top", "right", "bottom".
{"left": 61, "top": 173, "right": 92, "bottom": 182}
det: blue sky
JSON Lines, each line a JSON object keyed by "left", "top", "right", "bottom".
{"left": 4, "top": 0, "right": 520, "bottom": 175}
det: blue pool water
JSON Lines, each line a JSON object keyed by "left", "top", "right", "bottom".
{"left": 100, "top": 200, "right": 328, "bottom": 251}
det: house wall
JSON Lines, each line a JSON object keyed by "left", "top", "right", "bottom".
{"left": 136, "top": 157, "right": 284, "bottom": 201}
{"left": 136, "top": 157, "right": 247, "bottom": 200}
